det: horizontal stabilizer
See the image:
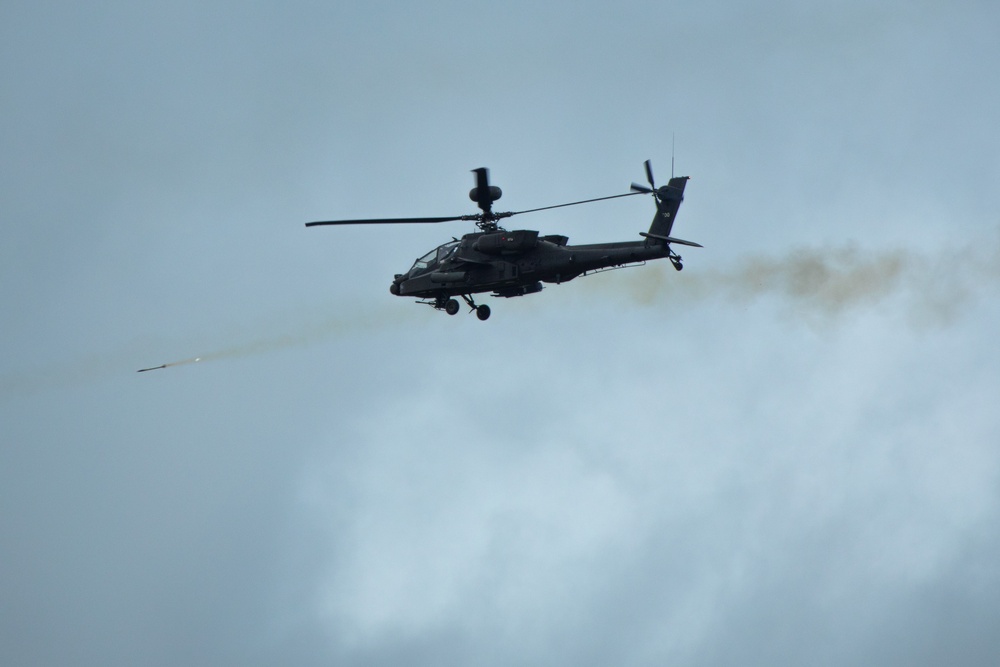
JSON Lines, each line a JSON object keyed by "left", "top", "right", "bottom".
{"left": 640, "top": 232, "right": 703, "bottom": 248}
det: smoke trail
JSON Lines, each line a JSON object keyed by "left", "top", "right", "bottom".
{"left": 0, "top": 305, "right": 420, "bottom": 399}
{"left": 690, "top": 245, "right": 914, "bottom": 316}
{"left": 608, "top": 238, "right": 1000, "bottom": 325}
{"left": 136, "top": 305, "right": 423, "bottom": 372}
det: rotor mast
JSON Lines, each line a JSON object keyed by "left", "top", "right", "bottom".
{"left": 469, "top": 167, "right": 507, "bottom": 232}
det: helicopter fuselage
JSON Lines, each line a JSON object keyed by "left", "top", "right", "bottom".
{"left": 391, "top": 229, "right": 679, "bottom": 302}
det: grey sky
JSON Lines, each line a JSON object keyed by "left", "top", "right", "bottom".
{"left": 2, "top": 1, "right": 999, "bottom": 665}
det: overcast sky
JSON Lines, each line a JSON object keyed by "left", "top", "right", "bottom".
{"left": 2, "top": 1, "right": 999, "bottom": 665}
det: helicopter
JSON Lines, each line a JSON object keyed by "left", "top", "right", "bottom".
{"left": 305, "top": 160, "right": 700, "bottom": 320}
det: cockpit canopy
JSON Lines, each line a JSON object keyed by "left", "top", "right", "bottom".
{"left": 408, "top": 240, "right": 459, "bottom": 276}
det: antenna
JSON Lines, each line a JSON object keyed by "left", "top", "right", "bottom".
{"left": 671, "top": 133, "right": 675, "bottom": 178}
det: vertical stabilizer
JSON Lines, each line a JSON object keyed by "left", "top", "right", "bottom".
{"left": 647, "top": 176, "right": 689, "bottom": 239}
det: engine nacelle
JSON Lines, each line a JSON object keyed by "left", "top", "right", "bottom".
{"left": 540, "top": 234, "right": 569, "bottom": 246}
{"left": 469, "top": 185, "right": 502, "bottom": 205}
{"left": 473, "top": 229, "right": 538, "bottom": 254}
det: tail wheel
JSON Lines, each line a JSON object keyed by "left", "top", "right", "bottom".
{"left": 476, "top": 304, "right": 491, "bottom": 321}
{"left": 445, "top": 298, "right": 460, "bottom": 315}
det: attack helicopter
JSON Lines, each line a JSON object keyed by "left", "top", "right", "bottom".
{"left": 306, "top": 160, "right": 700, "bottom": 320}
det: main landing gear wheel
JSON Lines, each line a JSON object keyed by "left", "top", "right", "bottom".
{"left": 445, "top": 298, "right": 460, "bottom": 315}
{"left": 459, "top": 294, "right": 491, "bottom": 321}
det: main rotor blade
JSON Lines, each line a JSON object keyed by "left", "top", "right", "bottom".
{"left": 506, "top": 191, "right": 644, "bottom": 217}
{"left": 305, "top": 215, "right": 473, "bottom": 227}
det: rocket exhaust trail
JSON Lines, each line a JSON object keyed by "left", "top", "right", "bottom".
{"left": 132, "top": 305, "right": 415, "bottom": 375}
{"left": 1, "top": 307, "right": 407, "bottom": 400}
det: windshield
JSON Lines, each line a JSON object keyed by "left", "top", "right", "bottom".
{"left": 437, "top": 240, "right": 459, "bottom": 262}
{"left": 409, "top": 241, "right": 459, "bottom": 276}
{"left": 410, "top": 248, "right": 437, "bottom": 274}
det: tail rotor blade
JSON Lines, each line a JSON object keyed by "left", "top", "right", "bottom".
{"left": 631, "top": 182, "right": 653, "bottom": 194}
{"left": 644, "top": 159, "right": 656, "bottom": 189}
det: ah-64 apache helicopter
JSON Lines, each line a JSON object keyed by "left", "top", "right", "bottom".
{"left": 306, "top": 160, "right": 700, "bottom": 320}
